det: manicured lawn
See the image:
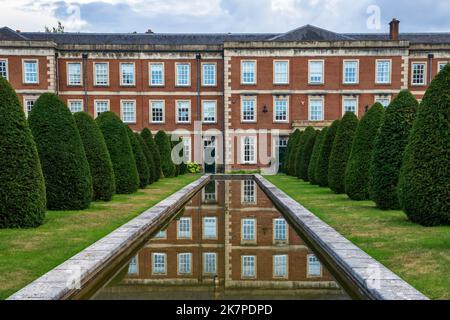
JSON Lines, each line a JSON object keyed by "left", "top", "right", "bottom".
{"left": 0, "top": 174, "right": 199, "bottom": 300}
{"left": 266, "top": 175, "right": 450, "bottom": 300}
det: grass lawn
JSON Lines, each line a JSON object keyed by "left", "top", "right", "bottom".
{"left": 0, "top": 174, "right": 199, "bottom": 300}
{"left": 265, "top": 175, "right": 450, "bottom": 300}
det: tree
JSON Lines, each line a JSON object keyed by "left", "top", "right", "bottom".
{"left": 155, "top": 130, "right": 175, "bottom": 178}
{"left": 285, "top": 129, "right": 301, "bottom": 175}
{"left": 0, "top": 77, "right": 46, "bottom": 228}
{"left": 141, "top": 128, "right": 161, "bottom": 181}
{"left": 44, "top": 21, "right": 65, "bottom": 33}
{"left": 328, "top": 112, "right": 359, "bottom": 194}
{"left": 136, "top": 132, "right": 155, "bottom": 184}
{"left": 292, "top": 130, "right": 309, "bottom": 177}
{"left": 315, "top": 120, "right": 340, "bottom": 187}
{"left": 126, "top": 127, "right": 150, "bottom": 189}
{"left": 74, "top": 112, "right": 115, "bottom": 201}
{"left": 308, "top": 127, "right": 328, "bottom": 185}
{"left": 398, "top": 66, "right": 450, "bottom": 226}
{"left": 29, "top": 93, "right": 92, "bottom": 210}
{"left": 345, "top": 103, "right": 385, "bottom": 200}
{"left": 96, "top": 112, "right": 139, "bottom": 194}
{"left": 298, "top": 128, "right": 317, "bottom": 181}
{"left": 170, "top": 137, "right": 180, "bottom": 177}
{"left": 177, "top": 137, "right": 188, "bottom": 175}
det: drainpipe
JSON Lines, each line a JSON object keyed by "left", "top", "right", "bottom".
{"left": 82, "top": 53, "right": 88, "bottom": 112}
{"left": 428, "top": 53, "right": 434, "bottom": 84}
{"left": 196, "top": 53, "right": 202, "bottom": 171}
{"left": 221, "top": 51, "right": 226, "bottom": 174}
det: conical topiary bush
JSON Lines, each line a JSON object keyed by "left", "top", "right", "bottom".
{"left": 0, "top": 77, "right": 46, "bottom": 228}
{"left": 315, "top": 120, "right": 340, "bottom": 187}
{"left": 74, "top": 112, "right": 115, "bottom": 201}
{"left": 298, "top": 128, "right": 317, "bottom": 181}
{"left": 136, "top": 132, "right": 155, "bottom": 184}
{"left": 328, "top": 112, "right": 359, "bottom": 194}
{"left": 126, "top": 126, "right": 150, "bottom": 189}
{"left": 308, "top": 127, "right": 328, "bottom": 185}
{"left": 285, "top": 129, "right": 301, "bottom": 175}
{"left": 29, "top": 93, "right": 92, "bottom": 210}
{"left": 398, "top": 66, "right": 450, "bottom": 226}
{"left": 96, "top": 112, "right": 139, "bottom": 194}
{"left": 141, "top": 128, "right": 161, "bottom": 181}
{"left": 370, "top": 90, "right": 418, "bottom": 210}
{"left": 292, "top": 129, "right": 309, "bottom": 178}
{"left": 345, "top": 103, "right": 385, "bottom": 200}
{"left": 155, "top": 130, "right": 176, "bottom": 178}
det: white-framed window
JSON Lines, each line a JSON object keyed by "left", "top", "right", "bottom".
{"left": 150, "top": 100, "right": 165, "bottom": 123}
{"left": 94, "top": 62, "right": 109, "bottom": 86}
{"left": 23, "top": 98, "right": 36, "bottom": 117}
{"left": 177, "top": 217, "right": 191, "bottom": 239}
{"left": 152, "top": 253, "right": 166, "bottom": 275}
{"left": 343, "top": 60, "right": 359, "bottom": 84}
{"left": 241, "top": 136, "right": 256, "bottom": 164}
{"left": 242, "top": 180, "right": 256, "bottom": 204}
{"left": 202, "top": 63, "right": 216, "bottom": 86}
{"left": 128, "top": 255, "right": 138, "bottom": 275}
{"left": 202, "top": 100, "right": 217, "bottom": 123}
{"left": 0, "top": 59, "right": 8, "bottom": 79}
{"left": 308, "top": 97, "right": 324, "bottom": 121}
{"left": 241, "top": 60, "right": 256, "bottom": 84}
{"left": 176, "top": 100, "right": 191, "bottom": 123}
{"left": 376, "top": 60, "right": 391, "bottom": 84}
{"left": 241, "top": 255, "right": 256, "bottom": 278}
{"left": 68, "top": 100, "right": 83, "bottom": 113}
{"left": 120, "top": 62, "right": 135, "bottom": 86}
{"left": 178, "top": 253, "right": 192, "bottom": 275}
{"left": 412, "top": 62, "right": 426, "bottom": 85}
{"left": 241, "top": 218, "right": 256, "bottom": 242}
{"left": 176, "top": 63, "right": 190, "bottom": 86}
{"left": 307, "top": 254, "right": 322, "bottom": 277}
{"left": 273, "top": 218, "right": 288, "bottom": 242}
{"left": 309, "top": 60, "right": 324, "bottom": 84}
{"left": 67, "top": 62, "right": 82, "bottom": 86}
{"left": 203, "top": 252, "right": 217, "bottom": 275}
{"left": 94, "top": 100, "right": 109, "bottom": 118}
{"left": 149, "top": 62, "right": 164, "bottom": 86}
{"left": 273, "top": 255, "right": 288, "bottom": 278}
{"left": 23, "top": 60, "right": 38, "bottom": 84}
{"left": 438, "top": 61, "right": 448, "bottom": 72}
{"left": 153, "top": 230, "right": 167, "bottom": 239}
{"left": 274, "top": 60, "right": 289, "bottom": 84}
{"left": 120, "top": 100, "right": 136, "bottom": 123}
{"left": 342, "top": 97, "right": 358, "bottom": 116}
{"left": 375, "top": 96, "right": 391, "bottom": 108}
{"left": 203, "top": 217, "right": 217, "bottom": 239}
{"left": 241, "top": 96, "right": 256, "bottom": 122}
{"left": 273, "top": 96, "right": 288, "bottom": 122}
{"left": 182, "top": 136, "right": 191, "bottom": 162}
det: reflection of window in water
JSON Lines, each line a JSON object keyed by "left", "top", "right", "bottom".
{"left": 152, "top": 253, "right": 166, "bottom": 275}
{"left": 307, "top": 254, "right": 322, "bottom": 277}
{"left": 203, "top": 252, "right": 217, "bottom": 275}
{"left": 273, "top": 255, "right": 288, "bottom": 278}
{"left": 242, "top": 180, "right": 256, "bottom": 204}
{"left": 153, "top": 230, "right": 166, "bottom": 239}
{"left": 273, "top": 219, "right": 288, "bottom": 242}
{"left": 178, "top": 253, "right": 192, "bottom": 275}
{"left": 203, "top": 217, "right": 217, "bottom": 239}
{"left": 242, "top": 255, "right": 256, "bottom": 278}
{"left": 177, "top": 217, "right": 191, "bottom": 239}
{"left": 241, "top": 218, "right": 256, "bottom": 242}
{"left": 128, "top": 256, "right": 138, "bottom": 275}
{"left": 203, "top": 181, "right": 216, "bottom": 203}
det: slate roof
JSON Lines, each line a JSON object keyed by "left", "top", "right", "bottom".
{"left": 2, "top": 25, "right": 450, "bottom": 45}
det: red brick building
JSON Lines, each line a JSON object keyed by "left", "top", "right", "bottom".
{"left": 1, "top": 19, "right": 449, "bottom": 172}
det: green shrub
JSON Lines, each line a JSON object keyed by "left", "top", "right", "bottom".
{"left": 285, "top": 129, "right": 300, "bottom": 174}
{"left": 177, "top": 137, "right": 188, "bottom": 175}
{"left": 328, "top": 112, "right": 359, "bottom": 194}
{"left": 170, "top": 137, "right": 180, "bottom": 177}
{"left": 155, "top": 130, "right": 175, "bottom": 178}
{"left": 295, "top": 127, "right": 315, "bottom": 179}
{"left": 398, "top": 66, "right": 450, "bottom": 226}
{"left": 315, "top": 120, "right": 340, "bottom": 187}
{"left": 370, "top": 90, "right": 418, "bottom": 210}
{"left": 187, "top": 163, "right": 201, "bottom": 174}
{"left": 96, "top": 112, "right": 139, "bottom": 194}
{"left": 141, "top": 128, "right": 161, "bottom": 181}
{"left": 287, "top": 130, "right": 302, "bottom": 176}
{"left": 0, "top": 77, "right": 46, "bottom": 228}
{"left": 298, "top": 128, "right": 317, "bottom": 181}
{"left": 136, "top": 133, "right": 155, "bottom": 184}
{"left": 29, "top": 93, "right": 92, "bottom": 210}
{"left": 308, "top": 127, "right": 328, "bottom": 185}
{"left": 126, "top": 127, "right": 150, "bottom": 189}
{"left": 74, "top": 112, "right": 115, "bottom": 201}
{"left": 345, "top": 103, "right": 385, "bottom": 200}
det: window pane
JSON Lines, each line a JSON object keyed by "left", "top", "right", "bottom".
{"left": 242, "top": 256, "right": 256, "bottom": 278}
{"left": 151, "top": 101, "right": 164, "bottom": 123}
{"left": 242, "top": 218, "right": 256, "bottom": 241}
{"left": 376, "top": 61, "right": 390, "bottom": 83}
{"left": 309, "top": 99, "right": 323, "bottom": 121}
{"left": 177, "top": 101, "right": 190, "bottom": 123}
{"left": 95, "top": 63, "right": 108, "bottom": 85}
{"left": 202, "top": 64, "right": 216, "bottom": 86}
{"left": 242, "top": 180, "right": 256, "bottom": 203}
{"left": 412, "top": 63, "right": 426, "bottom": 85}
{"left": 344, "top": 61, "right": 358, "bottom": 84}
{"left": 0, "top": 60, "right": 7, "bottom": 79}
{"left": 274, "top": 255, "right": 287, "bottom": 277}
{"left": 343, "top": 98, "right": 357, "bottom": 114}
{"left": 202, "top": 101, "right": 216, "bottom": 123}
{"left": 128, "top": 256, "right": 138, "bottom": 275}
{"left": 242, "top": 61, "right": 256, "bottom": 84}
{"left": 178, "top": 253, "right": 191, "bottom": 274}
{"left": 68, "top": 63, "right": 81, "bottom": 85}
{"left": 150, "top": 63, "right": 164, "bottom": 86}
{"left": 274, "top": 61, "right": 288, "bottom": 84}
{"left": 121, "top": 63, "right": 135, "bottom": 85}
{"left": 309, "top": 61, "right": 323, "bottom": 83}
{"left": 203, "top": 253, "right": 217, "bottom": 274}
{"left": 95, "top": 100, "right": 109, "bottom": 117}
{"left": 242, "top": 98, "right": 255, "bottom": 121}
{"left": 274, "top": 219, "right": 287, "bottom": 241}
{"left": 178, "top": 217, "right": 191, "bottom": 238}
{"left": 243, "top": 137, "right": 256, "bottom": 164}
{"left": 375, "top": 98, "right": 390, "bottom": 108}
{"left": 24, "top": 61, "right": 38, "bottom": 83}
{"left": 121, "top": 101, "right": 136, "bottom": 123}
{"left": 274, "top": 98, "right": 288, "bottom": 121}
{"left": 203, "top": 217, "right": 217, "bottom": 239}
{"left": 153, "top": 253, "right": 166, "bottom": 274}
{"left": 307, "top": 254, "right": 322, "bottom": 277}
{"left": 68, "top": 101, "right": 83, "bottom": 113}
{"left": 176, "top": 64, "right": 190, "bottom": 86}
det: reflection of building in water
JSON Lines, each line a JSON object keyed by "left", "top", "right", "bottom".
{"left": 123, "top": 180, "right": 340, "bottom": 293}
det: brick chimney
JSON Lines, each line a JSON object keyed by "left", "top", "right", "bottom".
{"left": 389, "top": 18, "right": 400, "bottom": 41}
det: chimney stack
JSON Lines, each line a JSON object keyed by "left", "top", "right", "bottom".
{"left": 389, "top": 18, "right": 400, "bottom": 41}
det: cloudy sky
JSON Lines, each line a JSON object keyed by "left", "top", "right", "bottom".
{"left": 3, "top": 0, "right": 450, "bottom": 34}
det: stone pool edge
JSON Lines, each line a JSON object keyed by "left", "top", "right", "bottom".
{"left": 253, "top": 174, "right": 428, "bottom": 301}
{"left": 8, "top": 174, "right": 210, "bottom": 300}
